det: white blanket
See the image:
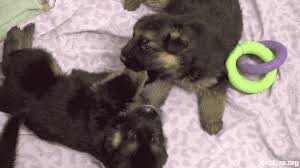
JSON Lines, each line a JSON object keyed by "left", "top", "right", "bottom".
{"left": 0, "top": 0, "right": 299, "bottom": 167}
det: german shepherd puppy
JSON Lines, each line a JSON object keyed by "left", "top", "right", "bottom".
{"left": 121, "top": 0, "right": 243, "bottom": 134}
{"left": 0, "top": 25, "right": 168, "bottom": 168}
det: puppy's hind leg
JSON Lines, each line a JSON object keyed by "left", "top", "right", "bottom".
{"left": 21, "top": 23, "right": 35, "bottom": 49}
{"left": 3, "top": 27, "right": 24, "bottom": 59}
{"left": 3, "top": 24, "right": 35, "bottom": 59}
{"left": 0, "top": 113, "right": 25, "bottom": 168}
{"left": 2, "top": 24, "right": 35, "bottom": 76}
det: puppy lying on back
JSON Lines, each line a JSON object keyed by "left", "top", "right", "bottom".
{"left": 121, "top": 0, "right": 243, "bottom": 134}
{"left": 0, "top": 25, "right": 168, "bottom": 168}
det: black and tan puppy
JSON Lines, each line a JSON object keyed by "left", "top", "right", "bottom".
{"left": 0, "top": 25, "right": 167, "bottom": 168}
{"left": 121, "top": 0, "right": 243, "bottom": 134}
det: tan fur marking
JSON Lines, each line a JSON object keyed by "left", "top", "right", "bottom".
{"left": 144, "top": 31, "right": 156, "bottom": 40}
{"left": 112, "top": 131, "right": 122, "bottom": 148}
{"left": 158, "top": 53, "right": 178, "bottom": 68}
{"left": 145, "top": 0, "right": 170, "bottom": 10}
{"left": 50, "top": 59, "right": 62, "bottom": 76}
{"left": 170, "top": 31, "right": 180, "bottom": 39}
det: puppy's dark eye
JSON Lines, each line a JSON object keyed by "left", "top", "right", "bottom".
{"left": 128, "top": 131, "right": 138, "bottom": 141}
{"left": 140, "top": 39, "right": 152, "bottom": 51}
{"left": 132, "top": 134, "right": 137, "bottom": 140}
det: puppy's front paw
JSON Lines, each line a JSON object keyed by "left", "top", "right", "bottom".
{"left": 5, "top": 26, "right": 24, "bottom": 51}
{"left": 201, "top": 119, "right": 223, "bottom": 135}
{"left": 124, "top": 0, "right": 142, "bottom": 11}
{"left": 198, "top": 89, "right": 226, "bottom": 135}
{"left": 22, "top": 23, "right": 35, "bottom": 48}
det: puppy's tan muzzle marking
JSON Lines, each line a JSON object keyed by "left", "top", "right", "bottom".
{"left": 157, "top": 52, "right": 178, "bottom": 68}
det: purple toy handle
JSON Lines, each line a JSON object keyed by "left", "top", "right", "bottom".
{"left": 237, "top": 40, "right": 287, "bottom": 75}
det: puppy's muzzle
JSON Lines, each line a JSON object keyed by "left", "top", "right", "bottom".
{"left": 120, "top": 56, "right": 146, "bottom": 72}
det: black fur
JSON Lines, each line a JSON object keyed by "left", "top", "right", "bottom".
{"left": 0, "top": 114, "right": 24, "bottom": 168}
{"left": 121, "top": 0, "right": 243, "bottom": 134}
{"left": 122, "top": 0, "right": 242, "bottom": 80}
{"left": 0, "top": 26, "right": 167, "bottom": 168}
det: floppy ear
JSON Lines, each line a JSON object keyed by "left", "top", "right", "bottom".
{"left": 99, "top": 70, "right": 148, "bottom": 102}
{"left": 164, "top": 24, "right": 189, "bottom": 53}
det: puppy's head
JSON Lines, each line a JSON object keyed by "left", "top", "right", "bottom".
{"left": 121, "top": 14, "right": 229, "bottom": 78}
{"left": 91, "top": 71, "right": 167, "bottom": 168}
{"left": 104, "top": 105, "right": 167, "bottom": 168}
{"left": 121, "top": 14, "right": 219, "bottom": 79}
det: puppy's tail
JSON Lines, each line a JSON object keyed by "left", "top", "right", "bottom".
{"left": 0, "top": 113, "right": 24, "bottom": 168}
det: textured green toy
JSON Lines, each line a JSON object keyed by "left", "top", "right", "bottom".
{"left": 226, "top": 41, "right": 278, "bottom": 94}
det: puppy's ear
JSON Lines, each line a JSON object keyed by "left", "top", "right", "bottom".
{"left": 99, "top": 70, "right": 148, "bottom": 102}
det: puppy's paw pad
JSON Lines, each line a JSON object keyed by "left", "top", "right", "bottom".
{"left": 201, "top": 120, "right": 223, "bottom": 135}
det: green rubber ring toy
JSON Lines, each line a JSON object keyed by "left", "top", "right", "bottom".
{"left": 226, "top": 41, "right": 278, "bottom": 94}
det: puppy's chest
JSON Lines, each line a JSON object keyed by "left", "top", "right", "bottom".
{"left": 173, "top": 77, "right": 218, "bottom": 93}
